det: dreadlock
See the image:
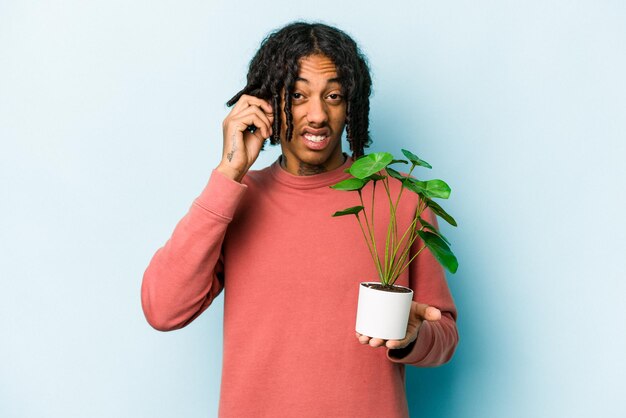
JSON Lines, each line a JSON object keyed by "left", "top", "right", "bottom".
{"left": 226, "top": 22, "right": 372, "bottom": 158}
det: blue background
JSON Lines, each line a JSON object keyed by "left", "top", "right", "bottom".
{"left": 1, "top": 1, "right": 624, "bottom": 417}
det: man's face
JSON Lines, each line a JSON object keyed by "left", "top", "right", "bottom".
{"left": 279, "top": 54, "right": 347, "bottom": 175}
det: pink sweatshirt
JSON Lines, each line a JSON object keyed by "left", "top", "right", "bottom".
{"left": 142, "top": 158, "right": 458, "bottom": 418}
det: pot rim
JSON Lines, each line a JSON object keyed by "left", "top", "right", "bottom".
{"left": 359, "top": 281, "right": 413, "bottom": 294}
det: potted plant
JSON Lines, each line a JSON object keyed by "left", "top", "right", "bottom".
{"left": 331, "top": 149, "right": 458, "bottom": 340}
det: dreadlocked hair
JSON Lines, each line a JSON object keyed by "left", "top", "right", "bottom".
{"left": 226, "top": 22, "right": 372, "bottom": 158}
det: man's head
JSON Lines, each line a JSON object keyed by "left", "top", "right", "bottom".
{"left": 227, "top": 22, "right": 372, "bottom": 159}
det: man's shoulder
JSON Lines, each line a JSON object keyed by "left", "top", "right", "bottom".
{"left": 242, "top": 163, "right": 276, "bottom": 187}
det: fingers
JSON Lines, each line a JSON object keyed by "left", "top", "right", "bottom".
{"left": 414, "top": 302, "right": 441, "bottom": 322}
{"left": 217, "top": 95, "right": 274, "bottom": 182}
{"left": 225, "top": 96, "right": 274, "bottom": 142}
{"left": 231, "top": 94, "right": 273, "bottom": 117}
{"left": 355, "top": 332, "right": 386, "bottom": 348}
{"left": 385, "top": 332, "right": 417, "bottom": 350}
{"left": 356, "top": 332, "right": 370, "bottom": 345}
{"left": 356, "top": 332, "right": 408, "bottom": 349}
{"left": 355, "top": 303, "right": 442, "bottom": 351}
{"left": 234, "top": 106, "right": 274, "bottom": 138}
{"left": 368, "top": 338, "right": 386, "bottom": 347}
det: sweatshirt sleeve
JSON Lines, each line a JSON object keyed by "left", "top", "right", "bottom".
{"left": 386, "top": 207, "right": 459, "bottom": 366}
{"left": 141, "top": 170, "right": 247, "bottom": 331}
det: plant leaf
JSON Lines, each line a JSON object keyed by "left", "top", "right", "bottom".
{"left": 423, "top": 179, "right": 451, "bottom": 199}
{"left": 332, "top": 205, "right": 364, "bottom": 217}
{"left": 367, "top": 173, "right": 386, "bottom": 181}
{"left": 385, "top": 167, "right": 406, "bottom": 181}
{"left": 418, "top": 216, "right": 451, "bottom": 246}
{"left": 403, "top": 178, "right": 450, "bottom": 199}
{"left": 401, "top": 149, "right": 432, "bottom": 169}
{"left": 425, "top": 199, "right": 458, "bottom": 227}
{"left": 349, "top": 152, "right": 394, "bottom": 179}
{"left": 390, "top": 159, "right": 409, "bottom": 165}
{"left": 417, "top": 230, "right": 458, "bottom": 273}
{"left": 402, "top": 178, "right": 427, "bottom": 195}
{"left": 330, "top": 178, "right": 368, "bottom": 191}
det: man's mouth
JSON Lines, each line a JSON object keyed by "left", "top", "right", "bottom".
{"left": 301, "top": 130, "right": 332, "bottom": 151}
{"left": 303, "top": 133, "right": 328, "bottom": 143}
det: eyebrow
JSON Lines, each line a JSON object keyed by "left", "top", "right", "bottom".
{"left": 296, "top": 77, "right": 342, "bottom": 84}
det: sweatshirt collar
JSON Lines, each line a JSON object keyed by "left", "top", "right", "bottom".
{"left": 269, "top": 154, "right": 354, "bottom": 190}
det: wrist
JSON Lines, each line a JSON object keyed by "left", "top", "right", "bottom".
{"left": 388, "top": 339, "right": 417, "bottom": 359}
{"left": 216, "top": 162, "right": 245, "bottom": 183}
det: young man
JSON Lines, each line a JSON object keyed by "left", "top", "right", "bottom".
{"left": 142, "top": 22, "right": 458, "bottom": 417}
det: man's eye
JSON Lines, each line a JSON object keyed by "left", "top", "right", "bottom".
{"left": 327, "top": 94, "right": 343, "bottom": 100}
{"left": 292, "top": 92, "right": 303, "bottom": 99}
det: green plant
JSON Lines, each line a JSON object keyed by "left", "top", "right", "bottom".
{"left": 331, "top": 149, "right": 458, "bottom": 287}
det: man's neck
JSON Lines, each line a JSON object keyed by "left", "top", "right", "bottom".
{"left": 280, "top": 154, "right": 347, "bottom": 176}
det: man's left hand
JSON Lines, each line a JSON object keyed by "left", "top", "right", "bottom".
{"left": 356, "top": 301, "right": 441, "bottom": 349}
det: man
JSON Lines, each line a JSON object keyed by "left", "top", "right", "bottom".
{"left": 142, "top": 22, "right": 458, "bottom": 418}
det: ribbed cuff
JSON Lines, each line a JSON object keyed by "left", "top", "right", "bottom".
{"left": 193, "top": 169, "right": 248, "bottom": 221}
{"left": 387, "top": 320, "right": 434, "bottom": 364}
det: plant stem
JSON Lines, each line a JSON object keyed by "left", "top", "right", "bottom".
{"left": 388, "top": 195, "right": 430, "bottom": 283}
{"left": 387, "top": 218, "right": 418, "bottom": 284}
{"left": 386, "top": 190, "right": 431, "bottom": 286}
{"left": 358, "top": 189, "right": 383, "bottom": 280}
{"left": 381, "top": 176, "right": 396, "bottom": 284}
{"left": 371, "top": 179, "right": 384, "bottom": 284}
{"left": 392, "top": 164, "right": 415, "bottom": 221}
{"left": 355, "top": 214, "right": 379, "bottom": 271}
{"left": 394, "top": 243, "right": 427, "bottom": 280}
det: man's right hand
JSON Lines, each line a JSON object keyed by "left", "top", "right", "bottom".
{"left": 216, "top": 94, "right": 274, "bottom": 182}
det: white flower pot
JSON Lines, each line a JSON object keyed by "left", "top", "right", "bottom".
{"left": 355, "top": 282, "right": 414, "bottom": 340}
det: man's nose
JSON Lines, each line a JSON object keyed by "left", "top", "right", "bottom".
{"left": 305, "top": 97, "right": 329, "bottom": 125}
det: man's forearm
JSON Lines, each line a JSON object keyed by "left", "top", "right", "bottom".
{"left": 141, "top": 170, "right": 246, "bottom": 330}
